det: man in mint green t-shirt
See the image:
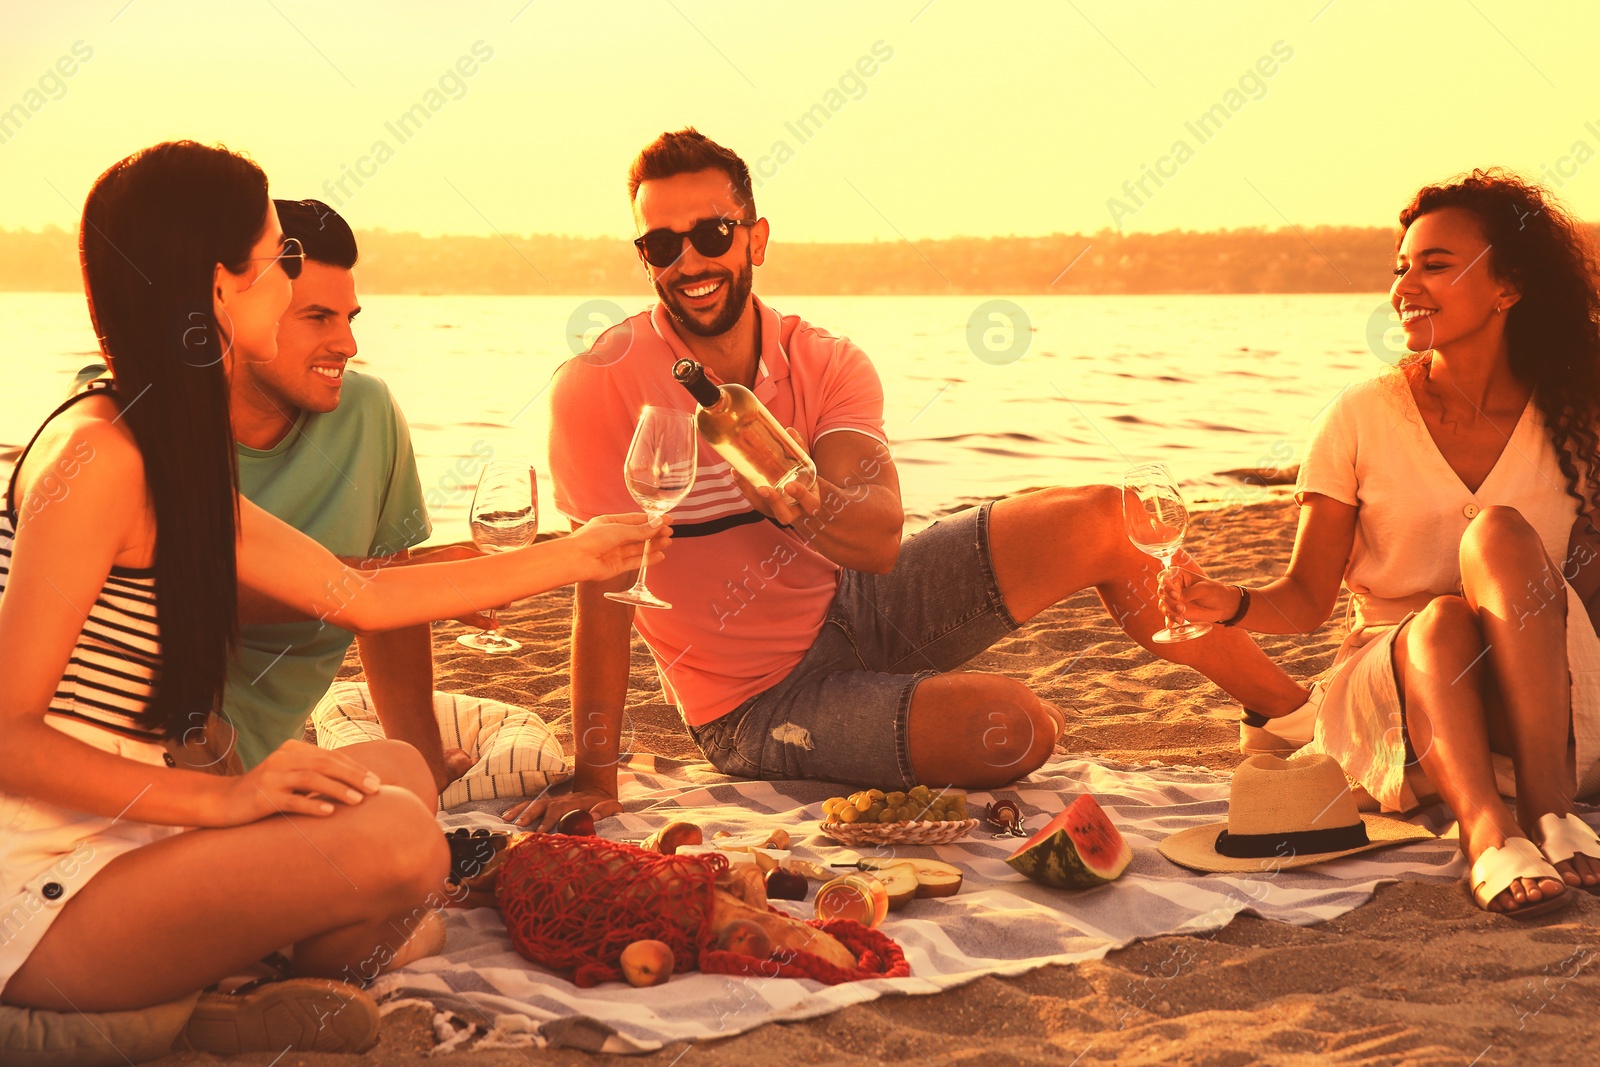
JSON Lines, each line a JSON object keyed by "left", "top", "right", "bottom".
{"left": 227, "top": 199, "right": 473, "bottom": 795}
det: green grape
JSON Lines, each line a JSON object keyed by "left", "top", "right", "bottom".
{"left": 878, "top": 808, "right": 898, "bottom": 823}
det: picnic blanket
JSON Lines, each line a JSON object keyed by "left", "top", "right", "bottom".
{"left": 370, "top": 752, "right": 1470, "bottom": 1055}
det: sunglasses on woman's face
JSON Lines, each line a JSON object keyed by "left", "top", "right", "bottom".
{"left": 633, "top": 217, "right": 756, "bottom": 269}
{"left": 243, "top": 236, "right": 306, "bottom": 287}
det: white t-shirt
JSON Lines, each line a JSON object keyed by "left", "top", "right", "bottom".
{"left": 1296, "top": 370, "right": 1581, "bottom": 626}
{"left": 1297, "top": 368, "right": 1600, "bottom": 806}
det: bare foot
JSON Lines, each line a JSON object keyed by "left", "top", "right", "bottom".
{"left": 378, "top": 910, "right": 447, "bottom": 975}
{"left": 1484, "top": 870, "right": 1568, "bottom": 913}
{"left": 1529, "top": 814, "right": 1600, "bottom": 889}
{"left": 1466, "top": 822, "right": 1568, "bottom": 914}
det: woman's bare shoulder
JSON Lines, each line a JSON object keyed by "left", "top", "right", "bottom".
{"left": 15, "top": 395, "right": 145, "bottom": 510}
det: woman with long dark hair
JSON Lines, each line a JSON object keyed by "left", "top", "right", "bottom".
{"left": 1166, "top": 169, "right": 1600, "bottom": 918}
{"left": 0, "top": 141, "right": 662, "bottom": 1034}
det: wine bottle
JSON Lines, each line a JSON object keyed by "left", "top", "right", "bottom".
{"left": 671, "top": 357, "right": 818, "bottom": 495}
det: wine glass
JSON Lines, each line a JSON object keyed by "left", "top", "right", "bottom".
{"left": 1122, "top": 463, "right": 1211, "bottom": 644}
{"left": 456, "top": 462, "right": 538, "bottom": 653}
{"left": 606, "top": 407, "right": 697, "bottom": 609}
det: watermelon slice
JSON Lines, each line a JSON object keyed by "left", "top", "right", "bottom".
{"left": 1004, "top": 794, "right": 1132, "bottom": 889}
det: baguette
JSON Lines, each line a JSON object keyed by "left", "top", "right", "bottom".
{"left": 710, "top": 889, "right": 856, "bottom": 971}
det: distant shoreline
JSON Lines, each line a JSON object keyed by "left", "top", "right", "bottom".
{"left": 11, "top": 223, "right": 1591, "bottom": 296}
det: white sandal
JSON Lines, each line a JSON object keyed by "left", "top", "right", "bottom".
{"left": 1535, "top": 812, "right": 1600, "bottom": 893}
{"left": 1470, "top": 836, "right": 1572, "bottom": 919}
{"left": 1239, "top": 682, "right": 1323, "bottom": 757}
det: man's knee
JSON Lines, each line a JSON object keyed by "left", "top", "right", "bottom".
{"left": 1031, "top": 483, "right": 1120, "bottom": 525}
{"left": 933, "top": 675, "right": 1058, "bottom": 786}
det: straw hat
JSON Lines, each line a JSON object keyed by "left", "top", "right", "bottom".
{"left": 1159, "top": 753, "right": 1434, "bottom": 873}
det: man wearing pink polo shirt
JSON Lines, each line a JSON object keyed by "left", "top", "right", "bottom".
{"left": 509, "top": 129, "right": 1310, "bottom": 828}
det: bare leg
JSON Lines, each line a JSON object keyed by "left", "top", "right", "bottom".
{"left": 1394, "top": 597, "right": 1565, "bottom": 912}
{"left": 988, "top": 486, "right": 1310, "bottom": 715}
{"left": 1, "top": 786, "right": 451, "bottom": 1012}
{"left": 907, "top": 672, "right": 1064, "bottom": 787}
{"left": 1458, "top": 505, "right": 1600, "bottom": 887}
{"left": 342, "top": 738, "right": 439, "bottom": 809}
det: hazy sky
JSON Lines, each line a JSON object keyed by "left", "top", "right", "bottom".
{"left": 1, "top": 1, "right": 1596, "bottom": 243}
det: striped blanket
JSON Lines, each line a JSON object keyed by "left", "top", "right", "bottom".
{"left": 370, "top": 753, "right": 1469, "bottom": 1055}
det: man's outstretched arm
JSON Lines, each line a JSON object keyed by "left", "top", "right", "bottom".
{"left": 501, "top": 568, "right": 635, "bottom": 829}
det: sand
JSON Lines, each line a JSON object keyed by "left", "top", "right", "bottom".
{"left": 152, "top": 495, "right": 1600, "bottom": 1066}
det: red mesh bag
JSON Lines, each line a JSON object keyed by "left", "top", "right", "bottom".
{"left": 497, "top": 833, "right": 728, "bottom": 988}
{"left": 496, "top": 833, "right": 912, "bottom": 988}
{"left": 700, "top": 916, "right": 911, "bottom": 984}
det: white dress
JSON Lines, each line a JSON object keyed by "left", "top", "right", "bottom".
{"left": 1296, "top": 370, "right": 1600, "bottom": 812}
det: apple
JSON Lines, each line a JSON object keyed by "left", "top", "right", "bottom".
{"left": 553, "top": 809, "right": 596, "bottom": 837}
{"left": 715, "top": 919, "right": 773, "bottom": 959}
{"left": 765, "top": 868, "right": 809, "bottom": 901}
{"left": 619, "top": 940, "right": 675, "bottom": 987}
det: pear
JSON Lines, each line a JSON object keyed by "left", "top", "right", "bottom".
{"left": 873, "top": 863, "right": 920, "bottom": 911}
{"left": 857, "top": 857, "right": 963, "bottom": 898}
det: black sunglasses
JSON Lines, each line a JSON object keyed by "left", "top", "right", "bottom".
{"left": 633, "top": 217, "right": 756, "bottom": 269}
{"left": 243, "top": 236, "right": 306, "bottom": 287}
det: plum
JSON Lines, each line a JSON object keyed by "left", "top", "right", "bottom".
{"left": 553, "top": 809, "right": 596, "bottom": 837}
{"left": 764, "top": 868, "right": 808, "bottom": 901}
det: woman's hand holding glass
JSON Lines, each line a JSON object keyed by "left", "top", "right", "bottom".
{"left": 1122, "top": 463, "right": 1211, "bottom": 643}
{"left": 1158, "top": 567, "right": 1242, "bottom": 627}
{"left": 565, "top": 512, "right": 673, "bottom": 584}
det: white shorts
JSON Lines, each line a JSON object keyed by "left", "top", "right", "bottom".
{"left": 0, "top": 716, "right": 186, "bottom": 994}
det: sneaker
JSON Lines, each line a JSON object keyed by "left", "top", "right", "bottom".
{"left": 1239, "top": 682, "right": 1323, "bottom": 757}
{"left": 173, "top": 977, "right": 380, "bottom": 1055}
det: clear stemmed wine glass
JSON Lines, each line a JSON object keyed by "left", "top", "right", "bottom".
{"left": 1122, "top": 462, "right": 1212, "bottom": 644}
{"left": 456, "top": 462, "right": 539, "bottom": 653}
{"left": 605, "top": 406, "right": 697, "bottom": 609}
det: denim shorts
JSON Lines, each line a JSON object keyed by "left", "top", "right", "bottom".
{"left": 687, "top": 502, "right": 1019, "bottom": 790}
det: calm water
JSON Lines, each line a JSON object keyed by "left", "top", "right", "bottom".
{"left": 0, "top": 292, "right": 1393, "bottom": 542}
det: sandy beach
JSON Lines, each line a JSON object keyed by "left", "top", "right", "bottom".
{"left": 149, "top": 495, "right": 1600, "bottom": 1066}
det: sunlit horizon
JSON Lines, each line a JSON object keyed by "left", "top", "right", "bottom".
{"left": 2, "top": 1, "right": 1597, "bottom": 247}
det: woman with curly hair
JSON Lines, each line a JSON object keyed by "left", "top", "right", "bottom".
{"left": 1165, "top": 169, "right": 1600, "bottom": 917}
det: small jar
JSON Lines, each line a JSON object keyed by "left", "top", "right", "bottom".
{"left": 813, "top": 874, "right": 889, "bottom": 928}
